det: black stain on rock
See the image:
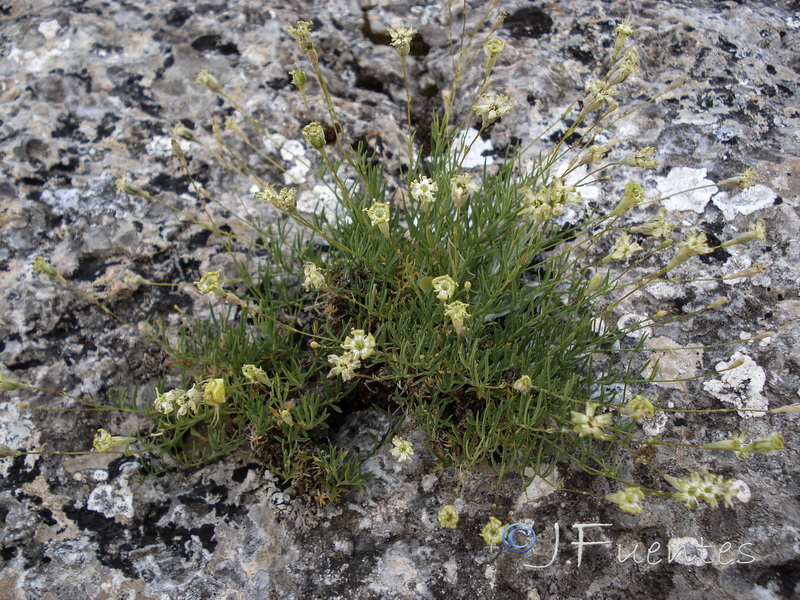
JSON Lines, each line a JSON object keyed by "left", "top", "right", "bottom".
{"left": 504, "top": 7, "right": 553, "bottom": 39}
{"left": 62, "top": 495, "right": 218, "bottom": 579}
{"left": 360, "top": 9, "right": 430, "bottom": 58}
{"left": 191, "top": 34, "right": 240, "bottom": 56}
{"left": 566, "top": 45, "right": 594, "bottom": 64}
{"left": 109, "top": 74, "right": 163, "bottom": 117}
{"left": 166, "top": 6, "right": 191, "bottom": 27}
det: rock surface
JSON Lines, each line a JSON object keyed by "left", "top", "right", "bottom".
{"left": 1, "top": 0, "right": 799, "bottom": 598}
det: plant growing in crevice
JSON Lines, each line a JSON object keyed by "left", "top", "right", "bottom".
{"left": 9, "top": 7, "right": 791, "bottom": 520}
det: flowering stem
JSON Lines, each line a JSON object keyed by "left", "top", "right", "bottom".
{"left": 400, "top": 54, "right": 415, "bottom": 169}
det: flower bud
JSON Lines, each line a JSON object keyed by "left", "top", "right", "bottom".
{"left": 0, "top": 374, "right": 29, "bottom": 391}
{"left": 290, "top": 68, "right": 307, "bottom": 88}
{"left": 302, "top": 122, "right": 326, "bottom": 150}
{"left": 0, "top": 444, "right": 20, "bottom": 458}
{"left": 742, "top": 433, "right": 784, "bottom": 454}
{"left": 195, "top": 69, "right": 223, "bottom": 94}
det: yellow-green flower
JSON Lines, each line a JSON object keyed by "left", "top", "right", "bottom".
{"left": 605, "top": 486, "right": 645, "bottom": 515}
{"left": 93, "top": 429, "right": 136, "bottom": 454}
{"left": 610, "top": 182, "right": 644, "bottom": 217}
{"left": 431, "top": 275, "right": 457, "bottom": 301}
{"left": 302, "top": 122, "right": 325, "bottom": 150}
{"left": 444, "top": 301, "right": 470, "bottom": 335}
{"left": 364, "top": 201, "right": 391, "bottom": 238}
{"left": 621, "top": 394, "right": 654, "bottom": 421}
{"left": 481, "top": 516, "right": 505, "bottom": 548}
{"left": 620, "top": 147, "right": 658, "bottom": 169}
{"left": 287, "top": 21, "right": 315, "bottom": 54}
{"left": 0, "top": 444, "right": 20, "bottom": 458}
{"left": 33, "top": 256, "right": 67, "bottom": 284}
{"left": 719, "top": 220, "right": 766, "bottom": 248}
{"left": 663, "top": 231, "right": 713, "bottom": 273}
{"left": 602, "top": 233, "right": 643, "bottom": 263}
{"left": 0, "top": 374, "right": 28, "bottom": 391}
{"left": 629, "top": 207, "right": 673, "bottom": 239}
{"left": 438, "top": 505, "right": 459, "bottom": 529}
{"left": 203, "top": 378, "right": 225, "bottom": 408}
{"left": 716, "top": 167, "right": 754, "bottom": 190}
{"left": 195, "top": 271, "right": 222, "bottom": 295}
{"left": 203, "top": 378, "right": 226, "bottom": 426}
{"left": 742, "top": 433, "right": 784, "bottom": 454}
{"left": 195, "top": 69, "right": 222, "bottom": 94}
{"left": 484, "top": 39, "right": 506, "bottom": 57}
{"left": 242, "top": 364, "right": 273, "bottom": 387}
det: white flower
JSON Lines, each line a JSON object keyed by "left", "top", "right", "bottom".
{"left": 450, "top": 174, "right": 478, "bottom": 208}
{"left": 389, "top": 436, "right": 415, "bottom": 462}
{"left": 603, "top": 233, "right": 643, "bottom": 263}
{"left": 154, "top": 388, "right": 187, "bottom": 415}
{"left": 327, "top": 352, "right": 360, "bottom": 381}
{"left": 512, "top": 375, "right": 533, "bottom": 393}
{"left": 303, "top": 262, "right": 325, "bottom": 291}
{"left": 571, "top": 402, "right": 613, "bottom": 441}
{"left": 342, "top": 328, "right": 376, "bottom": 360}
{"left": 387, "top": 25, "right": 416, "bottom": 57}
{"left": 410, "top": 176, "right": 438, "bottom": 205}
{"left": 473, "top": 93, "right": 511, "bottom": 126}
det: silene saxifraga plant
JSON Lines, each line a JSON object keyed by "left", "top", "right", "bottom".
{"left": 12, "top": 10, "right": 794, "bottom": 517}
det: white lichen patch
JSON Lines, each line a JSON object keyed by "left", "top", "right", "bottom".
{"left": 453, "top": 128, "right": 493, "bottom": 168}
{"left": 296, "top": 183, "right": 342, "bottom": 218}
{"left": 657, "top": 167, "right": 715, "bottom": 213}
{"left": 641, "top": 408, "right": 671, "bottom": 438}
{"left": 712, "top": 185, "right": 776, "bottom": 220}
{"left": 0, "top": 403, "right": 37, "bottom": 477}
{"left": 703, "top": 352, "right": 767, "bottom": 417}
{"left": 38, "top": 20, "right": 61, "bottom": 40}
{"left": 86, "top": 461, "right": 138, "bottom": 520}
{"left": 262, "top": 133, "right": 310, "bottom": 184}
{"left": 729, "top": 479, "right": 751, "bottom": 504}
{"left": 647, "top": 281, "right": 683, "bottom": 301}
{"left": 617, "top": 313, "right": 652, "bottom": 339}
{"left": 520, "top": 467, "right": 559, "bottom": 508}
